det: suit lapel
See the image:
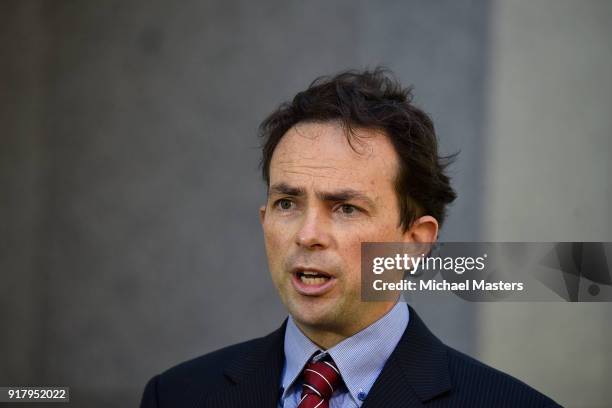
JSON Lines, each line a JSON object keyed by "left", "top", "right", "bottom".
{"left": 361, "top": 305, "right": 452, "bottom": 408}
{"left": 360, "top": 354, "right": 424, "bottom": 408}
{"left": 201, "top": 306, "right": 451, "bottom": 408}
{"left": 204, "top": 320, "right": 287, "bottom": 408}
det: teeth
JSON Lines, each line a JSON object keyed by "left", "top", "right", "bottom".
{"left": 302, "top": 271, "right": 319, "bottom": 276}
{"left": 300, "top": 275, "right": 329, "bottom": 285}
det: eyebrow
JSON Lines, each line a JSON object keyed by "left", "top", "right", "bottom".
{"left": 269, "top": 182, "right": 376, "bottom": 207}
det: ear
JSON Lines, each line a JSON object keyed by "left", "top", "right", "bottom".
{"left": 403, "top": 215, "right": 439, "bottom": 243}
{"left": 259, "top": 205, "right": 267, "bottom": 225}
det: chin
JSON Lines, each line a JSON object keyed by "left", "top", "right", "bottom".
{"left": 289, "top": 302, "right": 339, "bottom": 328}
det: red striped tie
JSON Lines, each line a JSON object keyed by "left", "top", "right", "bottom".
{"left": 297, "top": 357, "right": 342, "bottom": 408}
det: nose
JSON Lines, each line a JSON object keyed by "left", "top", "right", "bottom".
{"left": 295, "top": 207, "right": 331, "bottom": 249}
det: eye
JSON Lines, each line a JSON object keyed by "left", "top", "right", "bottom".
{"left": 338, "top": 204, "right": 359, "bottom": 215}
{"left": 275, "top": 198, "right": 294, "bottom": 210}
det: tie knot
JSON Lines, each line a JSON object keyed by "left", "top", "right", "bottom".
{"left": 300, "top": 357, "right": 342, "bottom": 401}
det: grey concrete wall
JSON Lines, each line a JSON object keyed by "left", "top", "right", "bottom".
{"left": 1, "top": 1, "right": 489, "bottom": 406}
{"left": 481, "top": 0, "right": 612, "bottom": 406}
{"left": 0, "top": 0, "right": 48, "bottom": 390}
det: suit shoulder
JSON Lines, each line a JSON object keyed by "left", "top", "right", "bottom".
{"left": 444, "top": 346, "right": 561, "bottom": 407}
{"left": 140, "top": 324, "right": 286, "bottom": 408}
{"left": 159, "top": 335, "right": 268, "bottom": 389}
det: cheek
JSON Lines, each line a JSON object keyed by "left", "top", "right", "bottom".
{"left": 338, "top": 222, "right": 402, "bottom": 279}
{"left": 263, "top": 222, "right": 290, "bottom": 268}
{"left": 370, "top": 216, "right": 404, "bottom": 241}
{"left": 339, "top": 234, "right": 367, "bottom": 279}
{"left": 345, "top": 219, "right": 399, "bottom": 247}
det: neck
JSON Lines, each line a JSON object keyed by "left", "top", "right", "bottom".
{"left": 295, "top": 301, "right": 397, "bottom": 349}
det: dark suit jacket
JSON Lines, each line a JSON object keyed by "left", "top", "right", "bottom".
{"left": 140, "top": 305, "right": 561, "bottom": 407}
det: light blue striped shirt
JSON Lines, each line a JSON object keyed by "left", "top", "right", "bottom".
{"left": 279, "top": 301, "right": 409, "bottom": 407}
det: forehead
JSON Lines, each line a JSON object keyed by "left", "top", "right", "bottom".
{"left": 269, "top": 121, "right": 399, "bottom": 193}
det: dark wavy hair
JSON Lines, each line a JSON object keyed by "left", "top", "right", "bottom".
{"left": 259, "top": 68, "right": 457, "bottom": 231}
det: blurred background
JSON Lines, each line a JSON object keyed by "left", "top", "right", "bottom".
{"left": 1, "top": 0, "right": 611, "bottom": 406}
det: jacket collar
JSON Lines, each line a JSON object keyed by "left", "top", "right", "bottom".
{"left": 223, "top": 320, "right": 287, "bottom": 384}
{"left": 361, "top": 305, "right": 452, "bottom": 407}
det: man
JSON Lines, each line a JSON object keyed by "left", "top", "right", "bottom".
{"left": 140, "top": 69, "right": 560, "bottom": 407}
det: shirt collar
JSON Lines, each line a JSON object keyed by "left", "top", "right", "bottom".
{"left": 281, "top": 301, "right": 409, "bottom": 405}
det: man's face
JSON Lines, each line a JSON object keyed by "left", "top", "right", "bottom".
{"left": 260, "top": 121, "right": 409, "bottom": 338}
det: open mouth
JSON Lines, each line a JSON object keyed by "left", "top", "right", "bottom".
{"left": 295, "top": 270, "right": 332, "bottom": 285}
{"left": 291, "top": 267, "right": 337, "bottom": 295}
